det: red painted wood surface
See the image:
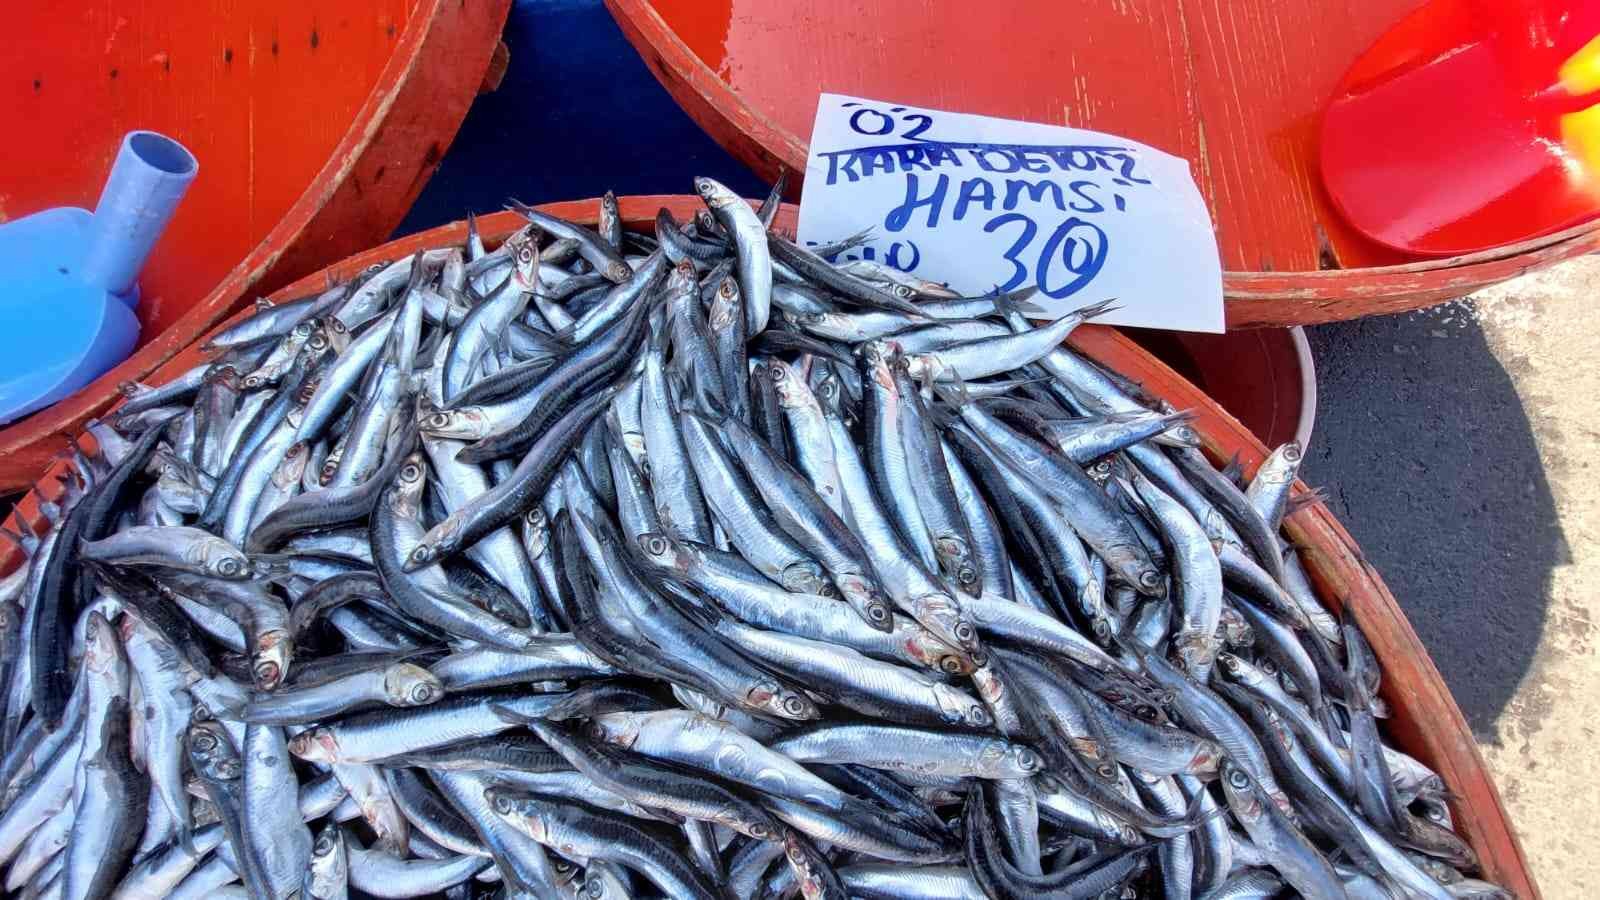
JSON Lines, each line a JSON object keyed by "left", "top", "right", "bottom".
{"left": 0, "top": 0, "right": 511, "bottom": 493}
{"left": 604, "top": 0, "right": 1600, "bottom": 327}
{"left": 0, "top": 197, "right": 1537, "bottom": 900}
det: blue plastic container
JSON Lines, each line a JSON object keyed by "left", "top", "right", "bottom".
{"left": 0, "top": 131, "right": 197, "bottom": 424}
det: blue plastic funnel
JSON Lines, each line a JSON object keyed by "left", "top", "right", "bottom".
{"left": 0, "top": 131, "right": 197, "bottom": 424}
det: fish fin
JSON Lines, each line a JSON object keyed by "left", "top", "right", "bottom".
{"left": 989, "top": 286, "right": 1043, "bottom": 321}
{"left": 1219, "top": 452, "right": 1245, "bottom": 487}
{"left": 488, "top": 702, "right": 542, "bottom": 727}
{"left": 929, "top": 371, "right": 973, "bottom": 409}
{"left": 1284, "top": 488, "right": 1329, "bottom": 517}
{"left": 1069, "top": 297, "right": 1121, "bottom": 321}
{"left": 665, "top": 588, "right": 724, "bottom": 629}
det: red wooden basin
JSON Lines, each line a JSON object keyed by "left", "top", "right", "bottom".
{"left": 604, "top": 0, "right": 1600, "bottom": 328}
{"left": 0, "top": 196, "right": 1537, "bottom": 900}
{"left": 0, "top": 0, "right": 511, "bottom": 492}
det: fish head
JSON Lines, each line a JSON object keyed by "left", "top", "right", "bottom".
{"left": 270, "top": 442, "right": 311, "bottom": 490}
{"left": 763, "top": 359, "right": 804, "bottom": 407}
{"left": 706, "top": 277, "right": 742, "bottom": 331}
{"left": 383, "top": 663, "right": 445, "bottom": 708}
{"left": 80, "top": 610, "right": 125, "bottom": 676}
{"left": 585, "top": 712, "right": 641, "bottom": 749}
{"left": 485, "top": 787, "right": 549, "bottom": 840}
{"left": 933, "top": 537, "right": 981, "bottom": 593}
{"left": 521, "top": 508, "right": 550, "bottom": 559}
{"left": 306, "top": 822, "right": 348, "bottom": 897}
{"left": 1175, "top": 636, "right": 1219, "bottom": 678}
{"left": 324, "top": 316, "right": 351, "bottom": 353}
{"left": 1218, "top": 609, "right": 1254, "bottom": 649}
{"left": 420, "top": 406, "right": 488, "bottom": 440}
{"left": 899, "top": 625, "right": 975, "bottom": 676}
{"left": 693, "top": 176, "right": 735, "bottom": 210}
{"left": 934, "top": 682, "right": 992, "bottom": 730}
{"left": 1187, "top": 740, "right": 1224, "bottom": 779}
{"left": 839, "top": 580, "right": 894, "bottom": 631}
{"left": 914, "top": 594, "right": 984, "bottom": 657}
{"left": 1212, "top": 651, "right": 1251, "bottom": 684}
{"left": 633, "top": 532, "right": 687, "bottom": 573}
{"left": 747, "top": 680, "right": 819, "bottom": 722}
{"left": 388, "top": 453, "right": 429, "bottom": 520}
{"left": 858, "top": 341, "right": 898, "bottom": 388}
{"left": 1217, "top": 760, "right": 1264, "bottom": 820}
{"left": 782, "top": 832, "right": 829, "bottom": 895}
{"left": 288, "top": 726, "right": 340, "bottom": 764}
{"left": 778, "top": 564, "right": 829, "bottom": 597}
{"left": 304, "top": 323, "right": 331, "bottom": 356}
{"left": 505, "top": 228, "right": 540, "bottom": 293}
{"left": 252, "top": 631, "right": 289, "bottom": 692}
{"left": 187, "top": 721, "right": 242, "bottom": 779}
{"left": 192, "top": 537, "right": 251, "bottom": 580}
{"left": 1009, "top": 743, "right": 1043, "bottom": 777}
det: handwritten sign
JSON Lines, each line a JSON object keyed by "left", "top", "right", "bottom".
{"left": 796, "top": 94, "right": 1223, "bottom": 333}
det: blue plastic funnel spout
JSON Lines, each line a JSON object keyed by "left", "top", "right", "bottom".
{"left": 80, "top": 131, "right": 199, "bottom": 304}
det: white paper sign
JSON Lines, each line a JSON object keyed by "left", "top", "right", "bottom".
{"left": 796, "top": 93, "right": 1224, "bottom": 333}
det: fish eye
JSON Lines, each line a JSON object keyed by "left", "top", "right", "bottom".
{"left": 411, "top": 684, "right": 436, "bottom": 703}
{"left": 867, "top": 604, "right": 890, "bottom": 623}
{"left": 215, "top": 558, "right": 240, "bottom": 576}
{"left": 969, "top": 706, "right": 992, "bottom": 727}
{"left": 191, "top": 731, "right": 217, "bottom": 752}
{"left": 646, "top": 536, "right": 667, "bottom": 555}
{"left": 254, "top": 660, "right": 282, "bottom": 687}
{"left": 940, "top": 656, "right": 965, "bottom": 674}
{"left": 957, "top": 566, "right": 977, "bottom": 585}
{"left": 782, "top": 696, "right": 807, "bottom": 716}
{"left": 493, "top": 794, "right": 514, "bottom": 814}
{"left": 409, "top": 546, "right": 432, "bottom": 566}
{"left": 1227, "top": 768, "right": 1251, "bottom": 790}
{"left": 750, "top": 823, "right": 771, "bottom": 839}
{"left": 1139, "top": 570, "right": 1164, "bottom": 590}
{"left": 313, "top": 833, "right": 334, "bottom": 855}
{"left": 1017, "top": 749, "right": 1041, "bottom": 771}
{"left": 1283, "top": 444, "right": 1302, "bottom": 462}
{"left": 1097, "top": 763, "right": 1117, "bottom": 779}
{"left": 953, "top": 622, "right": 975, "bottom": 643}
{"left": 401, "top": 463, "right": 421, "bottom": 481}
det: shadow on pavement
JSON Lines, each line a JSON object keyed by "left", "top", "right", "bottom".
{"left": 1304, "top": 306, "right": 1567, "bottom": 737}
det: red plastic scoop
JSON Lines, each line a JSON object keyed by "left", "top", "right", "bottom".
{"left": 1321, "top": 0, "right": 1600, "bottom": 257}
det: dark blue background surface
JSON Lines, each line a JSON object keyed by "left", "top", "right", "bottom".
{"left": 398, "top": 0, "right": 766, "bottom": 236}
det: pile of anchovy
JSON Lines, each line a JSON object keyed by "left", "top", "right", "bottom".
{"left": 0, "top": 178, "right": 1508, "bottom": 900}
